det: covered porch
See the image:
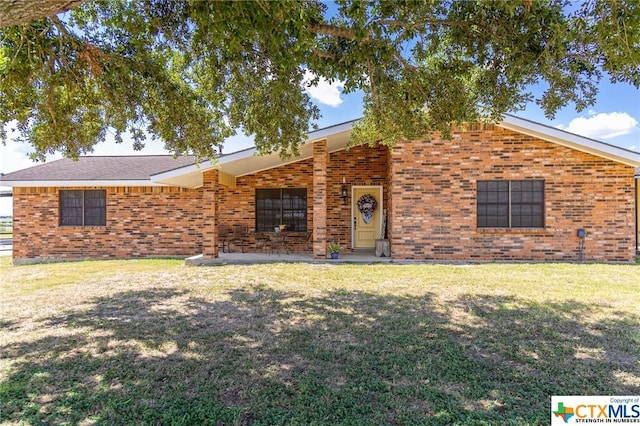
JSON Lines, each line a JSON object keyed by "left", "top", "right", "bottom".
{"left": 150, "top": 120, "right": 391, "bottom": 262}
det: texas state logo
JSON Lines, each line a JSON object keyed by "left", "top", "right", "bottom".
{"left": 553, "top": 401, "right": 575, "bottom": 423}
{"left": 551, "top": 396, "right": 640, "bottom": 425}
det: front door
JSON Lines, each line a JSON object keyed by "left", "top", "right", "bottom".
{"left": 352, "top": 186, "right": 382, "bottom": 249}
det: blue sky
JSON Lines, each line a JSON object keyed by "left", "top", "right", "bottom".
{"left": 1, "top": 62, "right": 639, "bottom": 217}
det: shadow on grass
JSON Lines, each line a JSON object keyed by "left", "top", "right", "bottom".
{"left": 1, "top": 287, "right": 638, "bottom": 425}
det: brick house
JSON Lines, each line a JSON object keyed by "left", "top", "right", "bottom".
{"left": 2, "top": 114, "right": 639, "bottom": 263}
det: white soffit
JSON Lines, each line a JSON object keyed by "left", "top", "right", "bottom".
{"left": 499, "top": 114, "right": 640, "bottom": 167}
{"left": 151, "top": 168, "right": 208, "bottom": 188}
{"left": 222, "top": 127, "right": 353, "bottom": 178}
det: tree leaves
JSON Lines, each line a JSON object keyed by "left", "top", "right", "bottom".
{"left": 0, "top": 0, "right": 638, "bottom": 160}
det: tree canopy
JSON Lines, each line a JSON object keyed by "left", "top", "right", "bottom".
{"left": 1, "top": 0, "right": 639, "bottom": 161}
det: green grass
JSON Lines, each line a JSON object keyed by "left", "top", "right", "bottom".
{"left": 1, "top": 258, "right": 638, "bottom": 425}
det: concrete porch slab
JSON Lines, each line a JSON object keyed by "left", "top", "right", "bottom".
{"left": 185, "top": 250, "right": 393, "bottom": 266}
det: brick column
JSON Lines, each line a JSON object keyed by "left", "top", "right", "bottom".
{"left": 313, "top": 140, "right": 328, "bottom": 258}
{"left": 202, "top": 169, "right": 219, "bottom": 259}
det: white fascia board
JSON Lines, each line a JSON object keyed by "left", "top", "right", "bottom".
{"left": 500, "top": 114, "right": 640, "bottom": 167}
{"left": 0, "top": 180, "right": 166, "bottom": 187}
{"left": 304, "top": 120, "right": 356, "bottom": 144}
{"left": 230, "top": 134, "right": 353, "bottom": 178}
{"left": 219, "top": 148, "right": 257, "bottom": 164}
{"left": 151, "top": 147, "right": 277, "bottom": 183}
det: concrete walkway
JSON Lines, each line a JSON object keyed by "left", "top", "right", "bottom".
{"left": 186, "top": 250, "right": 393, "bottom": 265}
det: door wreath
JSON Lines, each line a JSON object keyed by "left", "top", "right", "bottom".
{"left": 357, "top": 194, "right": 378, "bottom": 224}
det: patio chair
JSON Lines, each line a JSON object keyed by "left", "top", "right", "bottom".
{"left": 304, "top": 231, "right": 313, "bottom": 252}
{"left": 254, "top": 232, "right": 271, "bottom": 253}
{"left": 218, "top": 224, "right": 232, "bottom": 253}
{"left": 293, "top": 231, "right": 313, "bottom": 252}
{"left": 269, "top": 232, "right": 289, "bottom": 255}
{"left": 230, "top": 223, "right": 248, "bottom": 253}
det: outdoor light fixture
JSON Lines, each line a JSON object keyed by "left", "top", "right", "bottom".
{"left": 341, "top": 177, "right": 348, "bottom": 204}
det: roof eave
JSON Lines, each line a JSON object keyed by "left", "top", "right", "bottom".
{"left": 305, "top": 120, "right": 356, "bottom": 143}
{"left": 119, "top": 116, "right": 640, "bottom": 187}
{"left": 0, "top": 180, "right": 166, "bottom": 188}
{"left": 150, "top": 160, "right": 216, "bottom": 188}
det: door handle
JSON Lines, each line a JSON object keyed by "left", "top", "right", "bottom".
{"left": 353, "top": 217, "right": 357, "bottom": 229}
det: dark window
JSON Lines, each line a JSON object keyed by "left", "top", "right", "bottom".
{"left": 510, "top": 180, "right": 545, "bottom": 228}
{"left": 60, "top": 190, "right": 106, "bottom": 226}
{"left": 256, "top": 188, "right": 307, "bottom": 231}
{"left": 477, "top": 180, "right": 544, "bottom": 228}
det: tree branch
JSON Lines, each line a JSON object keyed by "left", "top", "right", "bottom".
{"left": 308, "top": 18, "right": 482, "bottom": 46}
{"left": 380, "top": 18, "right": 476, "bottom": 29}
{"left": 51, "top": 15, "right": 107, "bottom": 76}
{"left": 0, "top": 0, "right": 86, "bottom": 28}
{"left": 308, "top": 23, "right": 370, "bottom": 42}
{"left": 394, "top": 51, "right": 416, "bottom": 70}
{"left": 394, "top": 51, "right": 430, "bottom": 101}
{"left": 312, "top": 48, "right": 337, "bottom": 60}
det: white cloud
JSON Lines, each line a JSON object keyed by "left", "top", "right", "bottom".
{"left": 302, "top": 70, "right": 345, "bottom": 107}
{"left": 0, "top": 127, "right": 61, "bottom": 176}
{"left": 557, "top": 112, "right": 639, "bottom": 140}
{"left": 0, "top": 127, "right": 60, "bottom": 216}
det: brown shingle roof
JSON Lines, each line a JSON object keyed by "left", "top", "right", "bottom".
{"left": 0, "top": 156, "right": 197, "bottom": 182}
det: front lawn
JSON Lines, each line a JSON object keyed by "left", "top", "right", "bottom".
{"left": 1, "top": 258, "right": 638, "bottom": 425}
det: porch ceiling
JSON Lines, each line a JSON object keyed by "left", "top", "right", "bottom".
{"left": 223, "top": 127, "right": 352, "bottom": 177}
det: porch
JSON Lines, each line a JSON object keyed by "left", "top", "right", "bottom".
{"left": 198, "top": 139, "right": 390, "bottom": 261}
{"left": 185, "top": 249, "right": 392, "bottom": 266}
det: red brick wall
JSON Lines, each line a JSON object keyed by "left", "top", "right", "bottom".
{"left": 12, "top": 186, "right": 203, "bottom": 263}
{"left": 326, "top": 144, "right": 389, "bottom": 247}
{"left": 389, "top": 125, "right": 637, "bottom": 262}
{"left": 313, "top": 140, "right": 328, "bottom": 257}
{"left": 637, "top": 179, "right": 640, "bottom": 248}
{"left": 202, "top": 169, "right": 219, "bottom": 259}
